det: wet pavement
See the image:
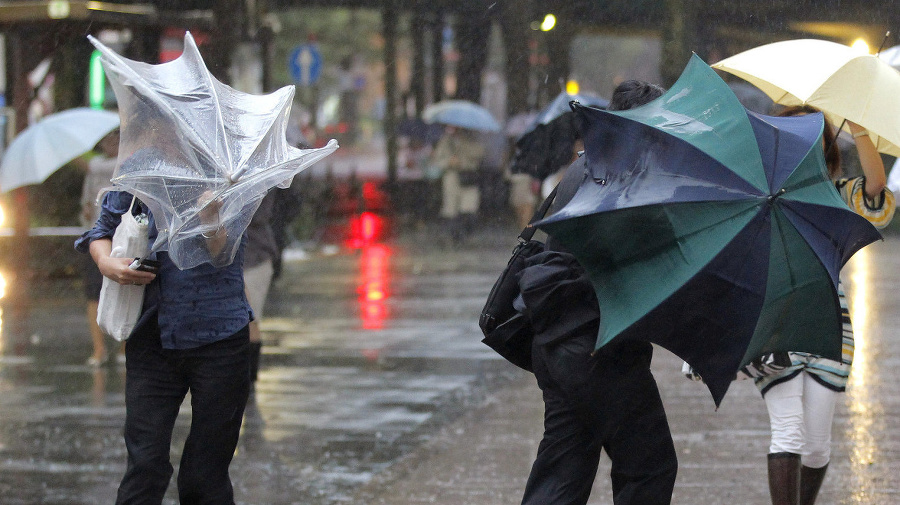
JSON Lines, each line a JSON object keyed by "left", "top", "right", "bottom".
{"left": 0, "top": 224, "right": 899, "bottom": 504}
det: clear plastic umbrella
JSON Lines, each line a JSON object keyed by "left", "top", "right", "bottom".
{"left": 89, "top": 32, "right": 338, "bottom": 269}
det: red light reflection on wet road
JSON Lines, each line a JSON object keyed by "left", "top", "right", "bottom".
{"left": 357, "top": 244, "right": 391, "bottom": 330}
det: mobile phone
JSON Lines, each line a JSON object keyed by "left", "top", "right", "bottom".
{"left": 129, "top": 258, "right": 161, "bottom": 274}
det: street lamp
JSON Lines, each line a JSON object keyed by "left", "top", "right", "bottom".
{"left": 540, "top": 14, "right": 556, "bottom": 32}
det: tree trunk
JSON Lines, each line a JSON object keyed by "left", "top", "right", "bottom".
{"left": 453, "top": 7, "right": 491, "bottom": 102}
{"left": 499, "top": 0, "right": 533, "bottom": 116}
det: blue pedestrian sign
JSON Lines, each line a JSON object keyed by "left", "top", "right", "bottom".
{"left": 289, "top": 44, "right": 323, "bottom": 86}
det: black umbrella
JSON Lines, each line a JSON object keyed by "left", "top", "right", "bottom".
{"left": 510, "top": 92, "right": 608, "bottom": 180}
{"left": 396, "top": 118, "right": 444, "bottom": 144}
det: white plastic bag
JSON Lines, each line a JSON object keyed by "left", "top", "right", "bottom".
{"left": 97, "top": 197, "right": 149, "bottom": 341}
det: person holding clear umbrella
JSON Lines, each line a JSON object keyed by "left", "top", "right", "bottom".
{"left": 75, "top": 183, "right": 252, "bottom": 504}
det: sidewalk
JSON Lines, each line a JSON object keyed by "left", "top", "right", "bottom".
{"left": 0, "top": 222, "right": 897, "bottom": 504}
{"left": 347, "top": 237, "right": 900, "bottom": 505}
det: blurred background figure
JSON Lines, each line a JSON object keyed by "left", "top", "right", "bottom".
{"left": 243, "top": 190, "right": 279, "bottom": 385}
{"left": 75, "top": 128, "right": 123, "bottom": 366}
{"left": 428, "top": 125, "right": 486, "bottom": 241}
{"left": 506, "top": 170, "right": 538, "bottom": 229}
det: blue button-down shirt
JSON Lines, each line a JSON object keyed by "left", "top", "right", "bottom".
{"left": 75, "top": 191, "right": 251, "bottom": 349}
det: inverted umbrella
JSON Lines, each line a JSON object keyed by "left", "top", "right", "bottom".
{"left": 535, "top": 55, "right": 881, "bottom": 406}
{"left": 0, "top": 107, "right": 119, "bottom": 192}
{"left": 712, "top": 38, "right": 900, "bottom": 156}
{"left": 423, "top": 100, "right": 501, "bottom": 132}
{"left": 89, "top": 32, "right": 338, "bottom": 269}
{"left": 510, "top": 92, "right": 608, "bottom": 180}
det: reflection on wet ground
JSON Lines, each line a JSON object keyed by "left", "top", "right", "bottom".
{"left": 0, "top": 231, "right": 515, "bottom": 504}
{"left": 1, "top": 232, "right": 899, "bottom": 504}
{"left": 840, "top": 243, "right": 900, "bottom": 504}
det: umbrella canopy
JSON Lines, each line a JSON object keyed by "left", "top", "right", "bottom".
{"left": 0, "top": 108, "right": 120, "bottom": 192}
{"left": 509, "top": 92, "right": 608, "bottom": 180}
{"left": 90, "top": 32, "right": 338, "bottom": 270}
{"left": 712, "top": 38, "right": 900, "bottom": 157}
{"left": 535, "top": 55, "right": 881, "bottom": 407}
{"left": 878, "top": 43, "right": 900, "bottom": 69}
{"left": 422, "top": 100, "right": 501, "bottom": 132}
{"left": 505, "top": 111, "right": 538, "bottom": 138}
{"left": 526, "top": 91, "right": 609, "bottom": 131}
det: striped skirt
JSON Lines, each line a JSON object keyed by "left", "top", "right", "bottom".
{"left": 754, "top": 288, "right": 853, "bottom": 396}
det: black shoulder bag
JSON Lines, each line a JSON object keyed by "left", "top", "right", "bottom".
{"left": 478, "top": 186, "right": 557, "bottom": 372}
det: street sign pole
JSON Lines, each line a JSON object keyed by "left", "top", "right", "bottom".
{"left": 289, "top": 43, "right": 323, "bottom": 136}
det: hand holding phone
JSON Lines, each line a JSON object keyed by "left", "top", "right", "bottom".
{"left": 129, "top": 258, "right": 161, "bottom": 274}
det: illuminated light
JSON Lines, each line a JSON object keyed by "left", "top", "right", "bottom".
{"left": 843, "top": 246, "right": 885, "bottom": 497}
{"left": 540, "top": 14, "right": 556, "bottom": 32}
{"left": 0, "top": 271, "right": 6, "bottom": 300}
{"left": 851, "top": 38, "right": 870, "bottom": 54}
{"left": 48, "top": 0, "right": 70, "bottom": 19}
{"left": 360, "top": 212, "right": 378, "bottom": 242}
{"left": 357, "top": 245, "right": 391, "bottom": 330}
{"left": 347, "top": 211, "right": 385, "bottom": 248}
{"left": 363, "top": 280, "right": 385, "bottom": 301}
{"left": 89, "top": 50, "right": 106, "bottom": 110}
{"left": 566, "top": 80, "right": 579, "bottom": 95}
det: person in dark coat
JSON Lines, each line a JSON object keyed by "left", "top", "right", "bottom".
{"left": 517, "top": 80, "right": 678, "bottom": 505}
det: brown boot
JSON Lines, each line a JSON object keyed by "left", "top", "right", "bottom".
{"left": 768, "top": 452, "right": 801, "bottom": 505}
{"left": 799, "top": 463, "right": 828, "bottom": 505}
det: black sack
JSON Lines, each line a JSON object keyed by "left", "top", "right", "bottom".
{"left": 478, "top": 186, "right": 557, "bottom": 372}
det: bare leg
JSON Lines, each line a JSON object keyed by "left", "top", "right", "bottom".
{"left": 87, "top": 301, "right": 107, "bottom": 365}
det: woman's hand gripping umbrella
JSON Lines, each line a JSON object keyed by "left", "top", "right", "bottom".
{"left": 535, "top": 55, "right": 882, "bottom": 407}
{"left": 88, "top": 32, "right": 338, "bottom": 269}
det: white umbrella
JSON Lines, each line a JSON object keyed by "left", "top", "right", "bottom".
{"left": 712, "top": 39, "right": 900, "bottom": 157}
{"left": 0, "top": 107, "right": 120, "bottom": 192}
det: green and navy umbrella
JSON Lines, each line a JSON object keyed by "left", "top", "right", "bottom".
{"left": 536, "top": 55, "right": 881, "bottom": 406}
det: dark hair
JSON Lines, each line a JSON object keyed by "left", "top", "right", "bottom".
{"left": 777, "top": 105, "right": 841, "bottom": 179}
{"left": 608, "top": 80, "right": 666, "bottom": 111}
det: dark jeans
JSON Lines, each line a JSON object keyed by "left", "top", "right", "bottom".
{"left": 521, "top": 333, "right": 677, "bottom": 505}
{"left": 116, "top": 320, "right": 250, "bottom": 505}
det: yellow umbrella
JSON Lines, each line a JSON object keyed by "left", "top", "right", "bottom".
{"left": 712, "top": 38, "right": 900, "bottom": 157}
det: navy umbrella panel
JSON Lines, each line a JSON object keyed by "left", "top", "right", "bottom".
{"left": 536, "top": 55, "right": 880, "bottom": 406}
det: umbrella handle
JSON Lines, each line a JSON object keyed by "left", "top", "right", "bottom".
{"left": 877, "top": 31, "right": 892, "bottom": 55}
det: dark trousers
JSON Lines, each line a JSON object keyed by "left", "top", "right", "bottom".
{"left": 521, "top": 333, "right": 677, "bottom": 505}
{"left": 115, "top": 320, "right": 250, "bottom": 505}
